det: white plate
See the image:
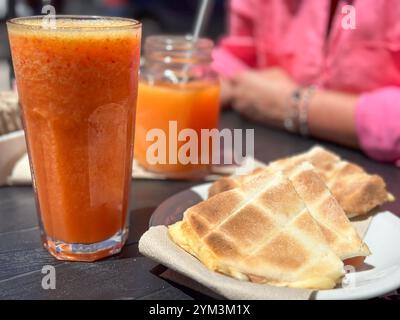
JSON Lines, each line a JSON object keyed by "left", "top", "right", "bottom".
{"left": 150, "top": 182, "right": 400, "bottom": 300}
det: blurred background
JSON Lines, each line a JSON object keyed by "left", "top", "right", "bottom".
{"left": 0, "top": 0, "right": 227, "bottom": 90}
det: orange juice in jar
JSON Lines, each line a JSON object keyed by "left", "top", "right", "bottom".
{"left": 134, "top": 36, "right": 220, "bottom": 178}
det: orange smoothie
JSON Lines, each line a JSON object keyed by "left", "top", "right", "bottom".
{"left": 134, "top": 81, "right": 220, "bottom": 176}
{"left": 8, "top": 17, "right": 141, "bottom": 253}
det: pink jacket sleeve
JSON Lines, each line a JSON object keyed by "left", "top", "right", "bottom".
{"left": 212, "top": 0, "right": 257, "bottom": 77}
{"left": 355, "top": 87, "right": 400, "bottom": 165}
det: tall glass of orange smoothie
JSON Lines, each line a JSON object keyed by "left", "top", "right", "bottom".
{"left": 7, "top": 16, "right": 141, "bottom": 261}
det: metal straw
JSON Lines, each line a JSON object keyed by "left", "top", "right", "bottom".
{"left": 182, "top": 0, "right": 214, "bottom": 83}
{"left": 192, "top": 0, "right": 213, "bottom": 42}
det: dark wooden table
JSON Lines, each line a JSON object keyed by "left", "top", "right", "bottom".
{"left": 0, "top": 110, "right": 399, "bottom": 300}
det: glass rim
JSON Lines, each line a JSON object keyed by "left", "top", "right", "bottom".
{"left": 145, "top": 35, "right": 214, "bottom": 51}
{"left": 7, "top": 15, "right": 141, "bottom": 31}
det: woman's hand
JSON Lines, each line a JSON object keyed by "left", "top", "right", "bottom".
{"left": 225, "top": 68, "right": 360, "bottom": 148}
{"left": 229, "top": 68, "right": 297, "bottom": 127}
{"left": 220, "top": 78, "right": 235, "bottom": 108}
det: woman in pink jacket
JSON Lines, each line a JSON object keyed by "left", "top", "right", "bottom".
{"left": 214, "top": 0, "right": 400, "bottom": 165}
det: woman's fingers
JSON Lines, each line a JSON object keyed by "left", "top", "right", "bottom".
{"left": 230, "top": 72, "right": 261, "bottom": 117}
{"left": 231, "top": 98, "right": 248, "bottom": 112}
{"left": 232, "top": 96, "right": 262, "bottom": 123}
{"left": 219, "top": 78, "right": 234, "bottom": 108}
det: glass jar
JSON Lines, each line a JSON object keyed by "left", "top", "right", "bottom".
{"left": 134, "top": 35, "right": 220, "bottom": 179}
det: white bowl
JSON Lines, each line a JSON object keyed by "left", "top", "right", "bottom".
{"left": 0, "top": 130, "right": 26, "bottom": 185}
